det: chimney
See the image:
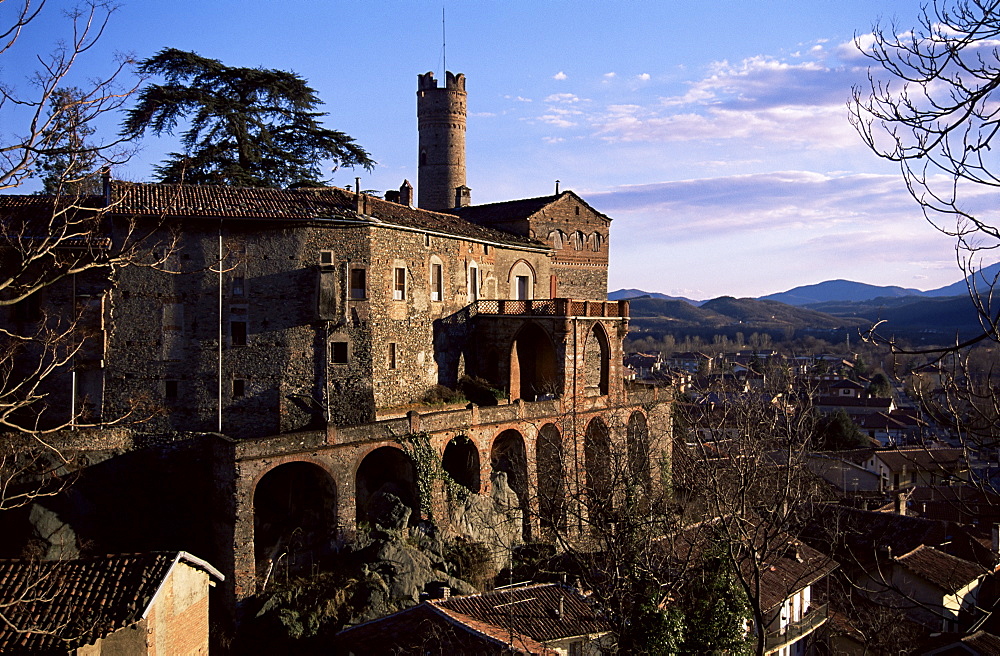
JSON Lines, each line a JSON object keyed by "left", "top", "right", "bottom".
{"left": 555, "top": 179, "right": 560, "bottom": 195}
{"left": 399, "top": 180, "right": 413, "bottom": 207}
{"left": 454, "top": 185, "right": 471, "bottom": 208}
{"left": 100, "top": 166, "right": 111, "bottom": 205}
{"left": 894, "top": 490, "right": 907, "bottom": 516}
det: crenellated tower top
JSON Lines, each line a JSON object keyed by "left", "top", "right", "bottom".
{"left": 417, "top": 71, "right": 468, "bottom": 211}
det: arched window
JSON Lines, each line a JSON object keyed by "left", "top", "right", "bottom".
{"left": 508, "top": 260, "right": 536, "bottom": 300}
{"left": 548, "top": 230, "right": 564, "bottom": 250}
{"left": 591, "top": 232, "right": 603, "bottom": 252}
{"left": 571, "top": 231, "right": 585, "bottom": 250}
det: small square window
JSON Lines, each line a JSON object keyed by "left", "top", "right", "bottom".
{"left": 231, "top": 320, "right": 247, "bottom": 346}
{"left": 165, "top": 380, "right": 179, "bottom": 400}
{"left": 232, "top": 379, "right": 245, "bottom": 398}
{"left": 319, "top": 250, "right": 334, "bottom": 267}
{"left": 388, "top": 342, "right": 398, "bottom": 370}
{"left": 393, "top": 267, "right": 406, "bottom": 301}
{"left": 350, "top": 268, "right": 367, "bottom": 300}
{"left": 331, "top": 341, "right": 348, "bottom": 364}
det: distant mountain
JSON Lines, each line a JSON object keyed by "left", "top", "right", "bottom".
{"left": 627, "top": 295, "right": 867, "bottom": 337}
{"left": 924, "top": 262, "right": 1000, "bottom": 297}
{"left": 760, "top": 280, "right": 921, "bottom": 306}
{"left": 608, "top": 288, "right": 699, "bottom": 304}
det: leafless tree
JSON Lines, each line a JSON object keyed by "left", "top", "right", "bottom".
{"left": 0, "top": 1, "right": 171, "bottom": 510}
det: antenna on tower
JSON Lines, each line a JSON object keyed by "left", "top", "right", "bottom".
{"left": 441, "top": 5, "right": 447, "bottom": 73}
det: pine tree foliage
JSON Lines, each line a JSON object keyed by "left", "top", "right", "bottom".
{"left": 122, "top": 48, "right": 374, "bottom": 188}
{"left": 36, "top": 87, "right": 102, "bottom": 195}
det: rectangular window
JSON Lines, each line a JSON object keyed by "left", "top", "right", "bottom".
{"left": 424, "top": 234, "right": 431, "bottom": 247}
{"left": 319, "top": 250, "right": 334, "bottom": 267}
{"left": 232, "top": 379, "right": 245, "bottom": 398}
{"left": 232, "top": 276, "right": 245, "bottom": 296}
{"left": 469, "top": 266, "right": 479, "bottom": 301}
{"left": 350, "top": 268, "right": 367, "bottom": 300}
{"left": 165, "top": 380, "right": 179, "bottom": 400}
{"left": 516, "top": 275, "right": 530, "bottom": 300}
{"left": 331, "top": 341, "right": 348, "bottom": 364}
{"left": 388, "top": 342, "right": 398, "bottom": 370}
{"left": 393, "top": 267, "right": 406, "bottom": 300}
{"left": 231, "top": 320, "right": 247, "bottom": 346}
{"left": 431, "top": 263, "right": 443, "bottom": 302}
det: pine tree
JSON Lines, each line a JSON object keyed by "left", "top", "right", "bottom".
{"left": 122, "top": 48, "right": 374, "bottom": 188}
{"left": 36, "top": 87, "right": 102, "bottom": 195}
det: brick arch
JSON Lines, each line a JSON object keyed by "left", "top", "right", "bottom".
{"left": 253, "top": 460, "right": 338, "bottom": 585}
{"left": 443, "top": 435, "right": 481, "bottom": 493}
{"left": 491, "top": 428, "right": 531, "bottom": 541}
{"left": 627, "top": 410, "right": 652, "bottom": 496}
{"left": 355, "top": 445, "right": 420, "bottom": 528}
{"left": 509, "top": 321, "right": 559, "bottom": 401}
{"left": 584, "top": 416, "right": 612, "bottom": 522}
{"left": 584, "top": 322, "right": 611, "bottom": 396}
{"left": 536, "top": 422, "right": 565, "bottom": 535}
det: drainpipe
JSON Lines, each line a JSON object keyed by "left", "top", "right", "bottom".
{"left": 572, "top": 316, "right": 580, "bottom": 533}
{"left": 70, "top": 273, "right": 77, "bottom": 428}
{"left": 218, "top": 225, "right": 223, "bottom": 433}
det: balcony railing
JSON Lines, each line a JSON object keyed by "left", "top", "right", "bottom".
{"left": 764, "top": 603, "right": 829, "bottom": 652}
{"left": 473, "top": 298, "right": 629, "bottom": 318}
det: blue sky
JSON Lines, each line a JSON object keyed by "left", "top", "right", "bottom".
{"left": 4, "top": 0, "right": 985, "bottom": 299}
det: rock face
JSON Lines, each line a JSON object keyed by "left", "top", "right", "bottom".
{"left": 449, "top": 470, "right": 524, "bottom": 569}
{"left": 28, "top": 504, "right": 79, "bottom": 560}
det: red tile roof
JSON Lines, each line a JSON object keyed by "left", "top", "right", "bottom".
{"left": 894, "top": 544, "right": 987, "bottom": 593}
{"left": 0, "top": 552, "right": 221, "bottom": 654}
{"left": 106, "top": 181, "right": 546, "bottom": 248}
{"left": 433, "top": 582, "right": 611, "bottom": 642}
{"left": 335, "top": 602, "right": 557, "bottom": 655}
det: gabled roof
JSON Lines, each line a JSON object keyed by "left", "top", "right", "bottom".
{"left": 335, "top": 602, "right": 556, "bottom": 655}
{"left": 875, "top": 447, "right": 966, "bottom": 472}
{"left": 453, "top": 190, "right": 612, "bottom": 226}
{"left": 433, "top": 582, "right": 611, "bottom": 642}
{"left": 0, "top": 552, "right": 222, "bottom": 654}
{"left": 895, "top": 544, "right": 987, "bottom": 594}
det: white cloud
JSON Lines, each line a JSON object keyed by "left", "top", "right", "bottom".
{"left": 636, "top": 73, "right": 651, "bottom": 81}
{"left": 553, "top": 71, "right": 567, "bottom": 80}
{"left": 544, "top": 93, "right": 583, "bottom": 104}
{"left": 603, "top": 72, "right": 616, "bottom": 78}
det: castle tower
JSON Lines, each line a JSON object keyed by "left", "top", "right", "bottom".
{"left": 417, "top": 71, "right": 468, "bottom": 211}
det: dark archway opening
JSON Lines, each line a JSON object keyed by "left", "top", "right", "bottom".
{"left": 627, "top": 411, "right": 652, "bottom": 497}
{"left": 585, "top": 418, "right": 612, "bottom": 524}
{"left": 253, "top": 461, "right": 337, "bottom": 585}
{"left": 443, "top": 436, "right": 481, "bottom": 493}
{"left": 356, "top": 447, "right": 420, "bottom": 528}
{"left": 510, "top": 322, "right": 559, "bottom": 401}
{"left": 584, "top": 323, "right": 610, "bottom": 396}
{"left": 536, "top": 423, "right": 565, "bottom": 536}
{"left": 492, "top": 429, "right": 531, "bottom": 541}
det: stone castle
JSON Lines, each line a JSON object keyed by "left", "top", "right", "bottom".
{"left": 1, "top": 72, "right": 670, "bottom": 611}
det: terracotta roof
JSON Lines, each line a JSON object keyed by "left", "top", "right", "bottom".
{"left": 453, "top": 190, "right": 612, "bottom": 225}
{"left": 0, "top": 552, "right": 222, "bottom": 654}
{"left": 99, "top": 182, "right": 545, "bottom": 248}
{"left": 962, "top": 630, "right": 1000, "bottom": 655}
{"left": 757, "top": 539, "right": 838, "bottom": 612}
{"left": 894, "top": 544, "right": 987, "bottom": 593}
{"left": 433, "top": 582, "right": 611, "bottom": 642}
{"left": 335, "top": 602, "right": 557, "bottom": 655}
{"left": 875, "top": 448, "right": 966, "bottom": 472}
